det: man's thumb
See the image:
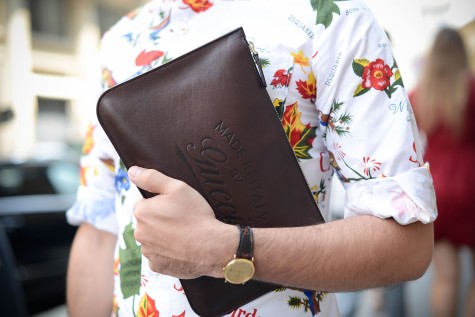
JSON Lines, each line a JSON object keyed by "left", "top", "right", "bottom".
{"left": 128, "top": 166, "right": 170, "bottom": 194}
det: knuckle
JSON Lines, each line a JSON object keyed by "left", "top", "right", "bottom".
{"left": 136, "top": 169, "right": 159, "bottom": 190}
{"left": 141, "top": 247, "right": 151, "bottom": 260}
{"left": 133, "top": 200, "right": 143, "bottom": 216}
{"left": 133, "top": 227, "right": 141, "bottom": 241}
{"left": 172, "top": 179, "right": 188, "bottom": 192}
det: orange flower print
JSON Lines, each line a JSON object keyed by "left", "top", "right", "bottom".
{"left": 79, "top": 165, "right": 89, "bottom": 186}
{"left": 182, "top": 0, "right": 213, "bottom": 13}
{"left": 296, "top": 72, "right": 316, "bottom": 102}
{"left": 361, "top": 58, "right": 393, "bottom": 91}
{"left": 173, "top": 312, "right": 186, "bottom": 317}
{"left": 113, "top": 257, "right": 120, "bottom": 276}
{"left": 82, "top": 124, "right": 95, "bottom": 154}
{"left": 291, "top": 50, "right": 310, "bottom": 68}
{"left": 137, "top": 293, "right": 159, "bottom": 317}
{"left": 282, "top": 101, "right": 317, "bottom": 159}
{"left": 112, "top": 294, "right": 119, "bottom": 316}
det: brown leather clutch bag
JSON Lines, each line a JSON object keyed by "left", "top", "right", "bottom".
{"left": 97, "top": 27, "right": 325, "bottom": 317}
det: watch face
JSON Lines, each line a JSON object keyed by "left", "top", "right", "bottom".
{"left": 223, "top": 258, "right": 255, "bottom": 284}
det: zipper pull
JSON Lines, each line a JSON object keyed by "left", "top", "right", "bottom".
{"left": 248, "top": 41, "right": 267, "bottom": 88}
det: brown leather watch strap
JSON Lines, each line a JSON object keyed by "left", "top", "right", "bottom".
{"left": 236, "top": 225, "right": 253, "bottom": 260}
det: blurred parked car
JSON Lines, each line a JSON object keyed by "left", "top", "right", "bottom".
{"left": 0, "top": 158, "right": 79, "bottom": 316}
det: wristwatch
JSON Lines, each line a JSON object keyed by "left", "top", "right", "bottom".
{"left": 223, "top": 225, "right": 255, "bottom": 284}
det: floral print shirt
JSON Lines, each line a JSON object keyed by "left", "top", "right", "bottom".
{"left": 67, "top": 0, "right": 438, "bottom": 316}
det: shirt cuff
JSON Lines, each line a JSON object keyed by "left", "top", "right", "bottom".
{"left": 66, "top": 186, "right": 119, "bottom": 235}
{"left": 343, "top": 164, "right": 437, "bottom": 224}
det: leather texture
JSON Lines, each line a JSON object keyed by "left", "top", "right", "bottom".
{"left": 236, "top": 225, "right": 253, "bottom": 260}
{"left": 97, "top": 27, "right": 325, "bottom": 317}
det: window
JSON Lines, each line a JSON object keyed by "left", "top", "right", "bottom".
{"left": 36, "top": 98, "right": 69, "bottom": 143}
{"left": 28, "top": 0, "right": 69, "bottom": 38}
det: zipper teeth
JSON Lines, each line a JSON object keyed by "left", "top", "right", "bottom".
{"left": 245, "top": 39, "right": 266, "bottom": 88}
{"left": 248, "top": 41, "right": 257, "bottom": 54}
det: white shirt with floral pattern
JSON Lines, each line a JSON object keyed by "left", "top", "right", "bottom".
{"left": 67, "top": 0, "right": 437, "bottom": 316}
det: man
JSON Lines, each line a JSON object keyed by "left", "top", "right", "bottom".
{"left": 67, "top": 1, "right": 437, "bottom": 316}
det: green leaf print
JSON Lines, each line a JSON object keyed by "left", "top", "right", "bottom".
{"left": 273, "top": 98, "right": 286, "bottom": 119}
{"left": 325, "top": 99, "right": 353, "bottom": 137}
{"left": 310, "top": 0, "right": 348, "bottom": 28}
{"left": 259, "top": 57, "right": 271, "bottom": 69}
{"left": 162, "top": 52, "right": 173, "bottom": 65}
{"left": 311, "top": 178, "right": 326, "bottom": 203}
{"left": 353, "top": 83, "right": 370, "bottom": 97}
{"left": 288, "top": 295, "right": 313, "bottom": 314}
{"left": 352, "top": 58, "right": 369, "bottom": 77}
{"left": 393, "top": 69, "right": 404, "bottom": 87}
{"left": 119, "top": 222, "right": 142, "bottom": 299}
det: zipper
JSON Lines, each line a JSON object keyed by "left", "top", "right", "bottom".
{"left": 246, "top": 42, "right": 320, "bottom": 218}
{"left": 248, "top": 41, "right": 267, "bottom": 88}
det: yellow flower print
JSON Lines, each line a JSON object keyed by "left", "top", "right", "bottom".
{"left": 291, "top": 50, "right": 310, "bottom": 68}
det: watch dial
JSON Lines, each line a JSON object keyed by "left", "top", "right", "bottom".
{"left": 224, "top": 259, "right": 255, "bottom": 284}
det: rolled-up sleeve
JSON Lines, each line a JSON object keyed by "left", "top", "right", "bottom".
{"left": 66, "top": 119, "right": 119, "bottom": 235}
{"left": 344, "top": 164, "right": 437, "bottom": 224}
{"left": 312, "top": 1, "right": 437, "bottom": 225}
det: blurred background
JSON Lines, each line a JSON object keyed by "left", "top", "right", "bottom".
{"left": 0, "top": 0, "right": 474, "bottom": 316}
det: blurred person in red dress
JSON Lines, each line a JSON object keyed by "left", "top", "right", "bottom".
{"left": 410, "top": 27, "right": 475, "bottom": 317}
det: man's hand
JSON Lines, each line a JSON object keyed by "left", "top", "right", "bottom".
{"left": 129, "top": 166, "right": 434, "bottom": 291}
{"left": 128, "top": 166, "right": 235, "bottom": 279}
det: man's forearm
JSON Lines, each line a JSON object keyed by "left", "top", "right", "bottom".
{"left": 67, "top": 223, "right": 117, "bottom": 317}
{"left": 250, "top": 215, "right": 433, "bottom": 292}
{"left": 128, "top": 167, "right": 434, "bottom": 291}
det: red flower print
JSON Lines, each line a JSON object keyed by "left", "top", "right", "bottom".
{"left": 140, "top": 274, "right": 149, "bottom": 287}
{"left": 332, "top": 142, "right": 346, "bottom": 161}
{"left": 359, "top": 157, "right": 381, "bottom": 176}
{"left": 361, "top": 59, "right": 393, "bottom": 91}
{"left": 409, "top": 141, "right": 421, "bottom": 166}
{"left": 281, "top": 102, "right": 317, "bottom": 159}
{"left": 172, "top": 312, "right": 186, "bottom": 317}
{"left": 137, "top": 293, "right": 159, "bottom": 317}
{"left": 271, "top": 69, "right": 291, "bottom": 88}
{"left": 296, "top": 72, "right": 316, "bottom": 101}
{"left": 173, "top": 283, "right": 184, "bottom": 292}
{"left": 135, "top": 50, "right": 164, "bottom": 66}
{"left": 182, "top": 0, "right": 213, "bottom": 13}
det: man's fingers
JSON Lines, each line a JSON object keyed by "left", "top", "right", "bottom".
{"left": 128, "top": 166, "right": 173, "bottom": 194}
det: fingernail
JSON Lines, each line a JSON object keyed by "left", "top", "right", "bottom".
{"left": 128, "top": 166, "right": 144, "bottom": 178}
